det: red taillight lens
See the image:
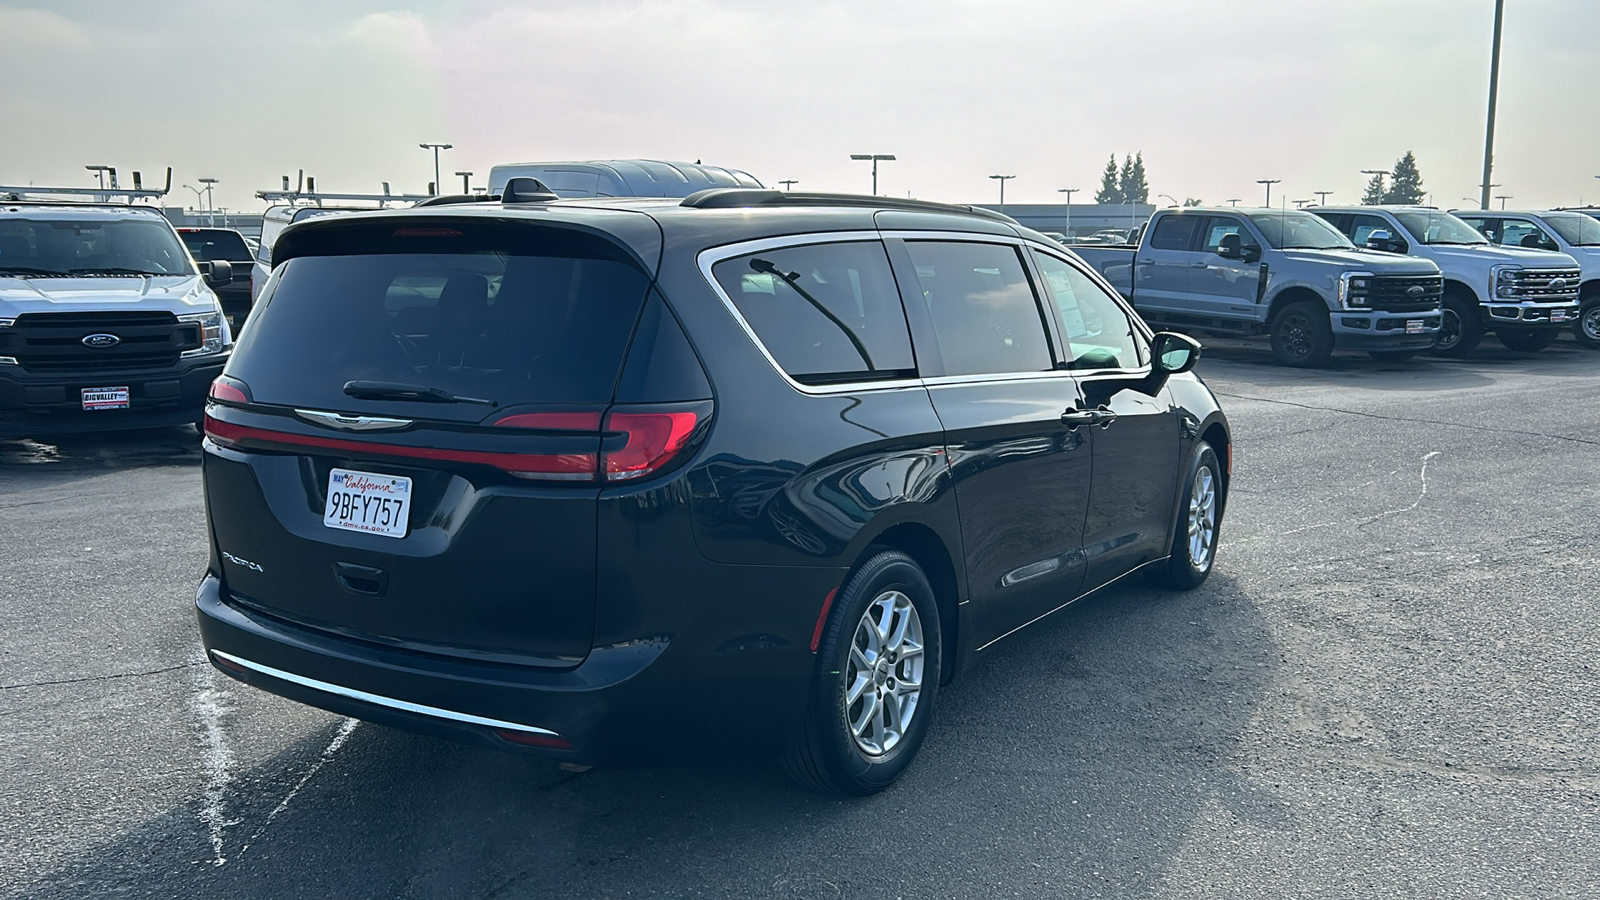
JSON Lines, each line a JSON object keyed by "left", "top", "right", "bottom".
{"left": 603, "top": 410, "right": 700, "bottom": 481}
{"left": 493, "top": 728, "right": 573, "bottom": 750}
{"left": 208, "top": 375, "right": 249, "bottom": 404}
{"left": 493, "top": 411, "right": 604, "bottom": 431}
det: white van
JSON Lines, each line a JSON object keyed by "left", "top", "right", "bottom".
{"left": 485, "top": 160, "right": 762, "bottom": 199}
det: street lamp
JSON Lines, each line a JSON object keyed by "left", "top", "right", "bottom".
{"left": 850, "top": 154, "right": 895, "bottom": 196}
{"left": 419, "top": 142, "right": 453, "bottom": 195}
{"left": 779, "top": 180, "right": 799, "bottom": 191}
{"left": 1293, "top": 199, "right": 1311, "bottom": 209}
{"left": 1057, "top": 187, "right": 1079, "bottom": 237}
{"left": 1226, "top": 199, "right": 1241, "bottom": 207}
{"left": 989, "top": 174, "right": 1016, "bottom": 212}
{"left": 1360, "top": 169, "right": 1389, "bottom": 203}
{"left": 1479, "top": 0, "right": 1506, "bottom": 211}
{"left": 1495, "top": 194, "right": 1512, "bottom": 210}
{"left": 454, "top": 171, "right": 473, "bottom": 194}
{"left": 198, "top": 177, "right": 219, "bottom": 224}
{"left": 181, "top": 184, "right": 205, "bottom": 216}
{"left": 1256, "top": 179, "right": 1281, "bottom": 207}
{"left": 1314, "top": 190, "right": 1334, "bottom": 205}
{"left": 1157, "top": 193, "right": 1181, "bottom": 208}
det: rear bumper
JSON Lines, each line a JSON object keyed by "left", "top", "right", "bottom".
{"left": 1331, "top": 310, "right": 1442, "bottom": 350}
{"left": 0, "top": 353, "right": 225, "bottom": 438}
{"left": 194, "top": 571, "right": 819, "bottom": 763}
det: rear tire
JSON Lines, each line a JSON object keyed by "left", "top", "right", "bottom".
{"left": 1150, "top": 442, "right": 1222, "bottom": 590}
{"left": 1269, "top": 301, "right": 1333, "bottom": 367}
{"left": 1431, "top": 294, "right": 1482, "bottom": 356}
{"left": 1496, "top": 328, "right": 1558, "bottom": 352}
{"left": 1574, "top": 296, "right": 1600, "bottom": 348}
{"left": 781, "top": 549, "right": 942, "bottom": 796}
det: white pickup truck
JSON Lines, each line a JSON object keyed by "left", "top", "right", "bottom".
{"left": 1449, "top": 209, "right": 1600, "bottom": 347}
{"left": 1309, "top": 206, "right": 1582, "bottom": 354}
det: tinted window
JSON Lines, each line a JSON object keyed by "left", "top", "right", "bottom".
{"left": 232, "top": 248, "right": 650, "bottom": 416}
{"left": 712, "top": 241, "right": 914, "bottom": 384}
{"left": 1030, "top": 250, "right": 1147, "bottom": 370}
{"left": 181, "top": 230, "right": 252, "bottom": 262}
{"left": 1149, "top": 215, "right": 1202, "bottom": 251}
{"left": 0, "top": 217, "right": 192, "bottom": 275}
{"left": 903, "top": 241, "right": 1052, "bottom": 377}
{"left": 1393, "top": 211, "right": 1488, "bottom": 245}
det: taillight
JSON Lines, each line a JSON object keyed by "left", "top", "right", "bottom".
{"left": 493, "top": 411, "right": 604, "bottom": 431}
{"left": 207, "top": 375, "right": 250, "bottom": 404}
{"left": 603, "top": 409, "right": 702, "bottom": 481}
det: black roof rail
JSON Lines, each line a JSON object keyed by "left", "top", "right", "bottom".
{"left": 415, "top": 193, "right": 501, "bottom": 207}
{"left": 680, "top": 189, "right": 1018, "bottom": 224}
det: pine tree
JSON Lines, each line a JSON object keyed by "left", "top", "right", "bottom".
{"left": 1383, "top": 151, "right": 1426, "bottom": 205}
{"left": 1123, "top": 152, "right": 1150, "bottom": 204}
{"left": 1095, "top": 154, "right": 1122, "bottom": 204}
{"left": 1118, "top": 155, "right": 1136, "bottom": 203}
{"left": 1360, "top": 173, "right": 1387, "bottom": 205}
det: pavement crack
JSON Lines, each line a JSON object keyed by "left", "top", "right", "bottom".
{"left": 0, "top": 661, "right": 195, "bottom": 691}
{"left": 1215, "top": 391, "right": 1600, "bottom": 447}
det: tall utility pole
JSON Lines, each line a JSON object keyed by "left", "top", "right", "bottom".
{"left": 455, "top": 171, "right": 473, "bottom": 193}
{"left": 1314, "top": 190, "right": 1334, "bottom": 205}
{"left": 989, "top": 174, "right": 1016, "bottom": 212}
{"left": 420, "top": 142, "right": 453, "bottom": 196}
{"left": 779, "top": 180, "right": 799, "bottom": 191}
{"left": 850, "top": 154, "right": 895, "bottom": 195}
{"left": 1256, "top": 179, "right": 1281, "bottom": 207}
{"left": 198, "top": 177, "right": 219, "bottom": 224}
{"left": 1480, "top": 0, "right": 1506, "bottom": 211}
{"left": 1057, "top": 187, "right": 1079, "bottom": 237}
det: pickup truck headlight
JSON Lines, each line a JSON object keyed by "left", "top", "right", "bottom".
{"left": 178, "top": 310, "right": 226, "bottom": 357}
{"left": 1340, "top": 272, "right": 1374, "bottom": 308}
{"left": 1492, "top": 266, "right": 1522, "bottom": 299}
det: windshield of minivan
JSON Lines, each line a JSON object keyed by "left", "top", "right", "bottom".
{"left": 230, "top": 249, "right": 651, "bottom": 415}
{"left": 1393, "top": 211, "right": 1489, "bottom": 246}
{"left": 1544, "top": 214, "right": 1600, "bottom": 246}
{"left": 1245, "top": 211, "right": 1352, "bottom": 250}
{"left": 0, "top": 217, "right": 194, "bottom": 275}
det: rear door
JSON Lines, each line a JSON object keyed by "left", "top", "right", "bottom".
{"left": 205, "top": 219, "right": 657, "bottom": 667}
{"left": 1134, "top": 213, "right": 1203, "bottom": 314}
{"left": 887, "top": 236, "right": 1092, "bottom": 647}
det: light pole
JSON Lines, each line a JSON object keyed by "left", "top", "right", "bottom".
{"left": 1157, "top": 193, "right": 1180, "bottom": 208}
{"left": 181, "top": 184, "right": 205, "bottom": 216}
{"left": 198, "top": 177, "right": 219, "bottom": 224}
{"left": 454, "top": 171, "right": 473, "bottom": 194}
{"left": 1495, "top": 194, "right": 1512, "bottom": 210}
{"left": 1479, "top": 0, "right": 1506, "bottom": 210}
{"left": 850, "top": 154, "right": 895, "bottom": 195}
{"left": 1360, "top": 168, "right": 1389, "bottom": 203}
{"left": 1293, "top": 199, "right": 1312, "bottom": 209}
{"left": 1256, "top": 179, "right": 1281, "bottom": 207}
{"left": 419, "top": 142, "right": 453, "bottom": 195}
{"left": 1227, "top": 198, "right": 1241, "bottom": 207}
{"left": 989, "top": 174, "right": 1016, "bottom": 212}
{"left": 1057, "top": 187, "right": 1078, "bottom": 237}
{"left": 779, "top": 180, "right": 799, "bottom": 191}
{"left": 1314, "top": 190, "right": 1334, "bottom": 205}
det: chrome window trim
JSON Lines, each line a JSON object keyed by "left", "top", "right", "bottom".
{"left": 211, "top": 650, "right": 560, "bottom": 736}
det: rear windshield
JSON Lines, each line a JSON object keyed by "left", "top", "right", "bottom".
{"left": 231, "top": 249, "right": 651, "bottom": 414}
{"left": 181, "top": 230, "right": 252, "bottom": 263}
{"left": 0, "top": 217, "right": 193, "bottom": 275}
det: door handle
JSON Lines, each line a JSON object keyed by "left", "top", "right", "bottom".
{"left": 1061, "top": 409, "right": 1098, "bottom": 428}
{"left": 1091, "top": 406, "right": 1119, "bottom": 428}
{"left": 333, "top": 561, "right": 388, "bottom": 597}
{"left": 1190, "top": 262, "right": 1209, "bottom": 268}
{"left": 1138, "top": 258, "right": 1155, "bottom": 264}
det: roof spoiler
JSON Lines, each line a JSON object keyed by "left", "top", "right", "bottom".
{"left": 679, "top": 189, "right": 1018, "bottom": 224}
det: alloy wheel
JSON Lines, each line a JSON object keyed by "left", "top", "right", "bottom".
{"left": 845, "top": 590, "right": 925, "bottom": 756}
{"left": 1435, "top": 308, "right": 1462, "bottom": 350}
{"left": 1188, "top": 466, "right": 1217, "bottom": 570}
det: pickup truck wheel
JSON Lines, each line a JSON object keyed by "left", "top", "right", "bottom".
{"left": 1431, "top": 294, "right": 1482, "bottom": 356}
{"left": 1575, "top": 297, "right": 1600, "bottom": 348}
{"left": 1269, "top": 301, "right": 1333, "bottom": 367}
{"left": 1150, "top": 442, "right": 1222, "bottom": 590}
{"left": 1497, "top": 328, "right": 1558, "bottom": 352}
{"left": 781, "top": 549, "right": 941, "bottom": 796}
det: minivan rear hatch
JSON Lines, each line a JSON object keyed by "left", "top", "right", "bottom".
{"left": 204, "top": 213, "right": 661, "bottom": 666}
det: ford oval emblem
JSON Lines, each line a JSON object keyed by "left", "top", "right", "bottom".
{"left": 82, "top": 333, "right": 121, "bottom": 348}
{"left": 1406, "top": 285, "right": 1425, "bottom": 297}
{"left": 1549, "top": 278, "right": 1568, "bottom": 289}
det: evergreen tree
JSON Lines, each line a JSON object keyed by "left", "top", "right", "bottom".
{"left": 1118, "top": 155, "right": 1136, "bottom": 203}
{"left": 1360, "top": 172, "right": 1387, "bottom": 205}
{"left": 1095, "top": 154, "right": 1122, "bottom": 204}
{"left": 1383, "top": 151, "right": 1426, "bottom": 204}
{"left": 1123, "top": 152, "right": 1150, "bottom": 204}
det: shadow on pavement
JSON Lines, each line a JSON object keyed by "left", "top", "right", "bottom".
{"left": 6, "top": 573, "right": 1277, "bottom": 899}
{"left": 0, "top": 426, "right": 202, "bottom": 473}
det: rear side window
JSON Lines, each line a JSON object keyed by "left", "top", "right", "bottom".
{"left": 903, "top": 241, "right": 1053, "bottom": 377}
{"left": 1149, "top": 215, "right": 1202, "bottom": 251}
{"left": 712, "top": 241, "right": 915, "bottom": 385}
{"left": 231, "top": 245, "right": 651, "bottom": 416}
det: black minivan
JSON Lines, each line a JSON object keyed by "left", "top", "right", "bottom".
{"left": 197, "top": 188, "right": 1230, "bottom": 794}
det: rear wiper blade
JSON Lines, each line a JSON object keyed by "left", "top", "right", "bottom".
{"left": 0, "top": 266, "right": 69, "bottom": 276}
{"left": 342, "top": 380, "right": 496, "bottom": 406}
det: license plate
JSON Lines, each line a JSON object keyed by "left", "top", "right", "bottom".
{"left": 323, "top": 468, "right": 412, "bottom": 539}
{"left": 1552, "top": 309, "right": 1568, "bottom": 322}
{"left": 81, "top": 386, "right": 129, "bottom": 410}
{"left": 1405, "top": 320, "right": 1424, "bottom": 334}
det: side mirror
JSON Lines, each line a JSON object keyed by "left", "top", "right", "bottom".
{"left": 1216, "top": 233, "right": 1243, "bottom": 259}
{"left": 1364, "top": 230, "right": 1406, "bottom": 253}
{"left": 1152, "top": 332, "right": 1202, "bottom": 375}
{"left": 201, "top": 259, "right": 233, "bottom": 287}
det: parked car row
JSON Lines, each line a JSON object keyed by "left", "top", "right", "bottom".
{"left": 1069, "top": 205, "right": 1588, "bottom": 366}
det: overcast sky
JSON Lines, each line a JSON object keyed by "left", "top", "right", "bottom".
{"left": 3, "top": 0, "right": 1596, "bottom": 212}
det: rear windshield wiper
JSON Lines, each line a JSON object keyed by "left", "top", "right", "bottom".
{"left": 342, "top": 380, "right": 496, "bottom": 406}
{"left": 749, "top": 258, "right": 875, "bottom": 370}
{"left": 0, "top": 266, "right": 69, "bottom": 277}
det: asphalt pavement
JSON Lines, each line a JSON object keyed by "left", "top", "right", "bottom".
{"left": 3, "top": 337, "right": 1598, "bottom": 899}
